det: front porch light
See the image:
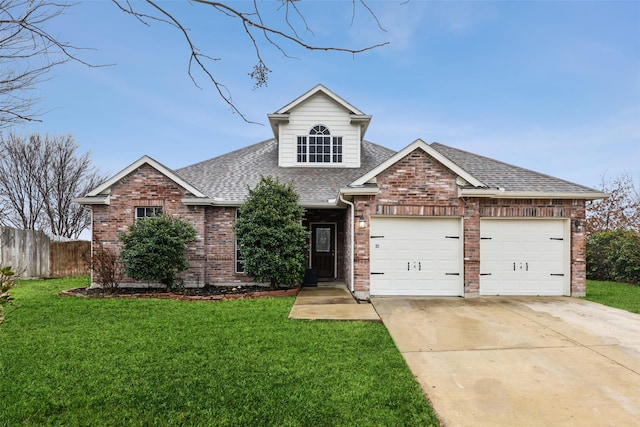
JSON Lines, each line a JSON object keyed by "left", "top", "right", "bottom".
{"left": 359, "top": 215, "right": 366, "bottom": 229}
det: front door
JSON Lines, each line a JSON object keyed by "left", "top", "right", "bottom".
{"left": 312, "top": 224, "right": 335, "bottom": 280}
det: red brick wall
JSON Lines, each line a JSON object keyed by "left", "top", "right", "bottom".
{"left": 353, "top": 149, "right": 464, "bottom": 295}
{"left": 463, "top": 199, "right": 481, "bottom": 295}
{"left": 351, "top": 149, "right": 588, "bottom": 298}
{"left": 91, "top": 164, "right": 207, "bottom": 287}
{"left": 203, "top": 206, "right": 255, "bottom": 285}
{"left": 93, "top": 154, "right": 588, "bottom": 296}
{"left": 91, "top": 164, "right": 352, "bottom": 287}
{"left": 375, "top": 149, "right": 462, "bottom": 210}
{"left": 353, "top": 197, "right": 373, "bottom": 294}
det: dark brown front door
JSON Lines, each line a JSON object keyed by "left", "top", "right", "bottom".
{"left": 312, "top": 224, "right": 335, "bottom": 280}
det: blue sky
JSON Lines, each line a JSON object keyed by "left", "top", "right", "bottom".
{"left": 14, "top": 0, "right": 640, "bottom": 189}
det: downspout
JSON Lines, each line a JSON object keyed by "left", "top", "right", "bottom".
{"left": 339, "top": 193, "right": 355, "bottom": 292}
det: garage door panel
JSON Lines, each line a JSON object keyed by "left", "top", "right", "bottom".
{"left": 480, "top": 219, "right": 568, "bottom": 296}
{"left": 370, "top": 217, "right": 462, "bottom": 296}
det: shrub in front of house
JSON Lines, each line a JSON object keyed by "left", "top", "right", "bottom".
{"left": 234, "top": 177, "right": 308, "bottom": 289}
{"left": 587, "top": 229, "right": 640, "bottom": 284}
{"left": 91, "top": 244, "right": 124, "bottom": 292}
{"left": 119, "top": 215, "right": 196, "bottom": 291}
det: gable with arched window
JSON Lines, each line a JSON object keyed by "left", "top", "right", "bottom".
{"left": 297, "top": 125, "right": 343, "bottom": 163}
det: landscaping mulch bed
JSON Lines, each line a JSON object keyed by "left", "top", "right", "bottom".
{"left": 59, "top": 284, "right": 300, "bottom": 301}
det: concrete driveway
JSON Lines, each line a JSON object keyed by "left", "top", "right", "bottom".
{"left": 371, "top": 297, "right": 640, "bottom": 426}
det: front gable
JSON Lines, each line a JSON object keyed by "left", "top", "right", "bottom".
{"left": 75, "top": 155, "right": 209, "bottom": 206}
{"left": 268, "top": 84, "right": 372, "bottom": 169}
{"left": 376, "top": 148, "right": 461, "bottom": 205}
{"left": 348, "top": 139, "right": 485, "bottom": 193}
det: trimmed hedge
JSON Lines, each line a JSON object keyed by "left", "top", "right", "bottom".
{"left": 587, "top": 229, "right": 640, "bottom": 284}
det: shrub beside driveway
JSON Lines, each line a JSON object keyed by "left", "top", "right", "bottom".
{"left": 0, "top": 277, "right": 439, "bottom": 426}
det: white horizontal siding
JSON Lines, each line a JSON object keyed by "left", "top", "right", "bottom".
{"left": 278, "top": 93, "right": 361, "bottom": 168}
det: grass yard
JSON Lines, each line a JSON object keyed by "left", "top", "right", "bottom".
{"left": 0, "top": 278, "right": 439, "bottom": 427}
{"left": 585, "top": 279, "right": 640, "bottom": 314}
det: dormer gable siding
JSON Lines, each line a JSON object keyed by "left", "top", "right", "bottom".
{"left": 278, "top": 92, "right": 361, "bottom": 168}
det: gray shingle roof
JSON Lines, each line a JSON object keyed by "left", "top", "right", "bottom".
{"left": 430, "top": 142, "right": 599, "bottom": 194}
{"left": 176, "top": 139, "right": 395, "bottom": 204}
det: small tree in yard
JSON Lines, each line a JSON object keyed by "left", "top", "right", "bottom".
{"left": 234, "top": 177, "right": 308, "bottom": 289}
{"left": 91, "top": 244, "right": 124, "bottom": 293}
{"left": 119, "top": 215, "right": 196, "bottom": 290}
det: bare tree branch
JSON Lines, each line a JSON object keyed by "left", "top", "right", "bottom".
{"left": 0, "top": 133, "right": 106, "bottom": 238}
{"left": 586, "top": 172, "right": 640, "bottom": 234}
{"left": 114, "top": 0, "right": 390, "bottom": 122}
{"left": 0, "top": 0, "right": 104, "bottom": 128}
{"left": 1, "top": 0, "right": 389, "bottom": 126}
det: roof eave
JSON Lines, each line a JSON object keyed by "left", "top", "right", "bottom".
{"left": 460, "top": 189, "right": 610, "bottom": 200}
{"left": 274, "top": 84, "right": 366, "bottom": 115}
{"left": 182, "top": 198, "right": 243, "bottom": 207}
{"left": 340, "top": 186, "right": 380, "bottom": 196}
{"left": 73, "top": 195, "right": 111, "bottom": 205}
{"left": 267, "top": 113, "right": 289, "bottom": 141}
{"left": 300, "top": 201, "right": 342, "bottom": 208}
{"left": 350, "top": 114, "right": 372, "bottom": 139}
{"left": 87, "top": 155, "right": 207, "bottom": 198}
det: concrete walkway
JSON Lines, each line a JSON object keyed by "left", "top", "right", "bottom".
{"left": 288, "top": 283, "right": 380, "bottom": 321}
{"left": 372, "top": 296, "right": 640, "bottom": 426}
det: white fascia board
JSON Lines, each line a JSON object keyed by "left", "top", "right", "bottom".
{"left": 181, "top": 198, "right": 216, "bottom": 206}
{"left": 266, "top": 113, "right": 289, "bottom": 141}
{"left": 460, "top": 188, "right": 610, "bottom": 200}
{"left": 339, "top": 186, "right": 379, "bottom": 196}
{"left": 73, "top": 195, "right": 111, "bottom": 205}
{"left": 350, "top": 139, "right": 485, "bottom": 188}
{"left": 350, "top": 114, "right": 372, "bottom": 138}
{"left": 274, "top": 84, "right": 366, "bottom": 115}
{"left": 300, "top": 201, "right": 341, "bottom": 208}
{"left": 87, "top": 155, "right": 207, "bottom": 198}
{"left": 182, "top": 198, "right": 244, "bottom": 206}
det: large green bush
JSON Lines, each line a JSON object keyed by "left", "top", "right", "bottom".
{"left": 119, "top": 215, "right": 196, "bottom": 289}
{"left": 234, "top": 177, "right": 308, "bottom": 289}
{"left": 587, "top": 229, "right": 640, "bottom": 284}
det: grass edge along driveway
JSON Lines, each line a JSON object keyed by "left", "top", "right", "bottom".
{"left": 584, "top": 279, "right": 640, "bottom": 314}
{"left": 0, "top": 277, "right": 439, "bottom": 427}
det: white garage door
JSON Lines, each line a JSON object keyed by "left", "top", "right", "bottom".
{"left": 480, "top": 219, "right": 569, "bottom": 296}
{"left": 370, "top": 217, "right": 463, "bottom": 296}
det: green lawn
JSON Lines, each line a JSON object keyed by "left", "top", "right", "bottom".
{"left": 0, "top": 278, "right": 438, "bottom": 427}
{"left": 586, "top": 279, "right": 640, "bottom": 314}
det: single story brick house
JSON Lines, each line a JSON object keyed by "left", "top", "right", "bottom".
{"left": 76, "top": 84, "right": 607, "bottom": 299}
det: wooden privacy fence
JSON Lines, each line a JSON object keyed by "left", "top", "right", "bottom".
{"left": 0, "top": 227, "right": 90, "bottom": 278}
{"left": 50, "top": 240, "right": 91, "bottom": 278}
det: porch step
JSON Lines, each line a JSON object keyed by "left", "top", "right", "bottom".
{"left": 289, "top": 284, "right": 380, "bottom": 321}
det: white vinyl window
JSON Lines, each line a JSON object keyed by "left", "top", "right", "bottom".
{"left": 297, "top": 125, "right": 343, "bottom": 163}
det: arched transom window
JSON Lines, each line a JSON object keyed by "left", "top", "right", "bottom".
{"left": 297, "top": 125, "right": 343, "bottom": 163}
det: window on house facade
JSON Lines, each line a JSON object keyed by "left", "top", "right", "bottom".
{"left": 135, "top": 206, "right": 163, "bottom": 220}
{"left": 235, "top": 209, "right": 245, "bottom": 273}
{"left": 297, "top": 125, "right": 343, "bottom": 163}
